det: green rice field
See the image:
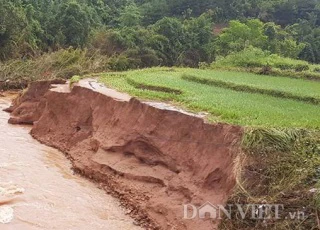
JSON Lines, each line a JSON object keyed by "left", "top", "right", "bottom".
{"left": 99, "top": 68, "right": 320, "bottom": 128}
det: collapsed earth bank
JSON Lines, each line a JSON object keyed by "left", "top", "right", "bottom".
{"left": 5, "top": 80, "right": 243, "bottom": 229}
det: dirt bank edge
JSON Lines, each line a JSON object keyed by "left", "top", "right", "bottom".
{"left": 7, "top": 80, "right": 243, "bottom": 230}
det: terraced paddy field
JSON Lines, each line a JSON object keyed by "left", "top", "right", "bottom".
{"left": 99, "top": 68, "right": 320, "bottom": 128}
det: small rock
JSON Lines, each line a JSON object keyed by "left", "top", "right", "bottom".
{"left": 126, "top": 209, "right": 132, "bottom": 214}
{"left": 0, "top": 206, "right": 14, "bottom": 224}
{"left": 309, "top": 188, "right": 318, "bottom": 193}
{"left": 133, "top": 221, "right": 140, "bottom": 226}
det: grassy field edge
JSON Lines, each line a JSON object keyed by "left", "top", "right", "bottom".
{"left": 182, "top": 74, "right": 320, "bottom": 105}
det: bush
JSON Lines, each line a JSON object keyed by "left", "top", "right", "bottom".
{"left": 199, "top": 62, "right": 210, "bottom": 69}
{"left": 258, "top": 65, "right": 272, "bottom": 75}
{"left": 51, "top": 48, "right": 86, "bottom": 68}
{"left": 314, "top": 67, "right": 320, "bottom": 73}
{"left": 56, "top": 65, "right": 82, "bottom": 78}
{"left": 107, "top": 47, "right": 161, "bottom": 71}
{"left": 294, "top": 64, "right": 309, "bottom": 72}
{"left": 212, "top": 47, "right": 313, "bottom": 73}
{"left": 213, "top": 47, "right": 270, "bottom": 68}
{"left": 0, "top": 48, "right": 109, "bottom": 81}
{"left": 273, "top": 63, "right": 295, "bottom": 70}
{"left": 89, "top": 30, "right": 126, "bottom": 56}
{"left": 69, "top": 75, "right": 81, "bottom": 88}
{"left": 107, "top": 55, "right": 134, "bottom": 71}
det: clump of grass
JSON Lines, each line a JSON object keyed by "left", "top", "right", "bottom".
{"left": 242, "top": 128, "right": 299, "bottom": 152}
{"left": 220, "top": 128, "right": 320, "bottom": 229}
{"left": 69, "top": 75, "right": 81, "bottom": 89}
{"left": 0, "top": 48, "right": 109, "bottom": 83}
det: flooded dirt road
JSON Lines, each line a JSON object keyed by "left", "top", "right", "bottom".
{"left": 0, "top": 96, "right": 142, "bottom": 230}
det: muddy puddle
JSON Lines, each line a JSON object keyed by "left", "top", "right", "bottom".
{"left": 0, "top": 97, "right": 141, "bottom": 230}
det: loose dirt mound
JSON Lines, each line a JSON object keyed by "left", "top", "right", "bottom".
{"left": 5, "top": 79, "right": 66, "bottom": 124}
{"left": 7, "top": 80, "right": 242, "bottom": 229}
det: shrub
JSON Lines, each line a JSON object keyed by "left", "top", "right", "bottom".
{"left": 212, "top": 47, "right": 270, "bottom": 68}
{"left": 51, "top": 48, "right": 86, "bottom": 68}
{"left": 199, "top": 62, "right": 210, "bottom": 69}
{"left": 0, "top": 48, "right": 109, "bottom": 82}
{"left": 89, "top": 30, "right": 126, "bottom": 56}
{"left": 273, "top": 63, "right": 295, "bottom": 70}
{"left": 69, "top": 75, "right": 81, "bottom": 88}
{"left": 314, "top": 67, "right": 320, "bottom": 73}
{"left": 258, "top": 65, "right": 272, "bottom": 75}
{"left": 294, "top": 64, "right": 309, "bottom": 72}
{"left": 107, "top": 55, "right": 132, "bottom": 71}
{"left": 212, "top": 47, "right": 313, "bottom": 74}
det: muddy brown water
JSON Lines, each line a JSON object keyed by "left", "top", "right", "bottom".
{"left": 0, "top": 97, "right": 142, "bottom": 230}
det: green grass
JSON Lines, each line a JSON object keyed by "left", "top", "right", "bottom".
{"left": 99, "top": 67, "right": 320, "bottom": 128}
{"left": 0, "top": 48, "right": 109, "bottom": 82}
{"left": 211, "top": 47, "right": 320, "bottom": 81}
{"left": 182, "top": 73, "right": 320, "bottom": 105}
{"left": 223, "top": 128, "right": 320, "bottom": 230}
{"left": 183, "top": 69, "right": 320, "bottom": 100}
{"left": 69, "top": 75, "right": 81, "bottom": 88}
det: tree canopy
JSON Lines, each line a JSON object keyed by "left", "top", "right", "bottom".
{"left": 1, "top": 0, "right": 320, "bottom": 66}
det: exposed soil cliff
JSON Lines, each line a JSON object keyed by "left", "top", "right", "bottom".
{"left": 6, "top": 80, "right": 243, "bottom": 229}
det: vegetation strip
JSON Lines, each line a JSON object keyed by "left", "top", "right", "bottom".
{"left": 255, "top": 68, "right": 320, "bottom": 81}
{"left": 182, "top": 74, "right": 320, "bottom": 105}
{"left": 221, "top": 128, "right": 320, "bottom": 229}
{"left": 212, "top": 66, "right": 320, "bottom": 82}
{"left": 126, "top": 78, "right": 183, "bottom": 95}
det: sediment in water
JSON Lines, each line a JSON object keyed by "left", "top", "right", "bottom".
{"left": 6, "top": 80, "right": 243, "bottom": 229}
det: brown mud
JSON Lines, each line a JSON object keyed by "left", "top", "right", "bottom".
{"left": 6, "top": 79, "right": 243, "bottom": 229}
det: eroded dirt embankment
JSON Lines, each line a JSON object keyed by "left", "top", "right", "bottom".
{"left": 0, "top": 96, "right": 142, "bottom": 230}
{"left": 6, "top": 80, "right": 243, "bottom": 229}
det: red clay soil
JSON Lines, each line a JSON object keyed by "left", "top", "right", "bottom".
{"left": 6, "top": 80, "right": 243, "bottom": 230}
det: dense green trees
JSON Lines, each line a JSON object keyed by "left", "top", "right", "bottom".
{"left": 0, "top": 1, "right": 26, "bottom": 60}
{"left": 215, "top": 19, "right": 305, "bottom": 59}
{"left": 118, "top": 2, "right": 142, "bottom": 27}
{"left": 1, "top": 0, "right": 320, "bottom": 67}
{"left": 58, "top": 2, "right": 90, "bottom": 47}
{"left": 215, "top": 20, "right": 267, "bottom": 56}
{"left": 288, "top": 19, "right": 320, "bottom": 63}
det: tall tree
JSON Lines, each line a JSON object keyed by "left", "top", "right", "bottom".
{"left": 0, "top": 0, "right": 26, "bottom": 60}
{"left": 57, "top": 1, "right": 90, "bottom": 47}
{"left": 118, "top": 2, "right": 142, "bottom": 27}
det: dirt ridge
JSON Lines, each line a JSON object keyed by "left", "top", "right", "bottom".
{"left": 6, "top": 80, "right": 243, "bottom": 230}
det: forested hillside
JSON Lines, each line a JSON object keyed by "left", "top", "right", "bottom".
{"left": 1, "top": 0, "right": 320, "bottom": 70}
